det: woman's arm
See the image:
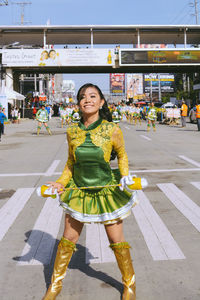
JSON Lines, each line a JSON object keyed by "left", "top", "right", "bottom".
{"left": 111, "top": 126, "right": 129, "bottom": 177}
{"left": 56, "top": 132, "right": 74, "bottom": 186}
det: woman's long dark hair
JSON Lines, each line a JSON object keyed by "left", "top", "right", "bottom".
{"left": 77, "top": 83, "right": 112, "bottom": 122}
{"left": 77, "top": 83, "right": 116, "bottom": 160}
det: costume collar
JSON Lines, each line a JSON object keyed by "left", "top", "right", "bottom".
{"left": 79, "top": 117, "right": 102, "bottom": 131}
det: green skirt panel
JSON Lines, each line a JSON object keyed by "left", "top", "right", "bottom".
{"left": 59, "top": 169, "right": 138, "bottom": 224}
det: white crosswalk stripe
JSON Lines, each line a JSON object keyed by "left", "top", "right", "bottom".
{"left": 18, "top": 197, "right": 63, "bottom": 266}
{"left": 0, "top": 182, "right": 200, "bottom": 265}
{"left": 0, "top": 188, "right": 35, "bottom": 241}
{"left": 133, "top": 191, "right": 185, "bottom": 261}
{"left": 157, "top": 183, "right": 200, "bottom": 232}
{"left": 86, "top": 223, "right": 115, "bottom": 264}
{"left": 191, "top": 181, "right": 200, "bottom": 190}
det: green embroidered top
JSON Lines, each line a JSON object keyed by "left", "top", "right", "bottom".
{"left": 56, "top": 118, "right": 129, "bottom": 187}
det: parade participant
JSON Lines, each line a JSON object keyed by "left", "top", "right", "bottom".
{"left": 180, "top": 100, "right": 188, "bottom": 128}
{"left": 135, "top": 104, "right": 142, "bottom": 125}
{"left": 147, "top": 102, "right": 157, "bottom": 132}
{"left": 112, "top": 105, "right": 122, "bottom": 124}
{"left": 32, "top": 106, "right": 37, "bottom": 119}
{"left": 71, "top": 104, "right": 80, "bottom": 123}
{"left": 60, "top": 105, "right": 68, "bottom": 128}
{"left": 129, "top": 103, "right": 136, "bottom": 124}
{"left": 65, "top": 104, "right": 73, "bottom": 125}
{"left": 36, "top": 105, "right": 52, "bottom": 135}
{"left": 42, "top": 83, "right": 138, "bottom": 300}
{"left": 196, "top": 101, "right": 200, "bottom": 131}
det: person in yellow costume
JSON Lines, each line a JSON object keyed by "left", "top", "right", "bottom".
{"left": 42, "top": 83, "right": 138, "bottom": 300}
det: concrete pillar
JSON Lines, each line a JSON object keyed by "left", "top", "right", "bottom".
{"left": 39, "top": 76, "right": 43, "bottom": 94}
{"left": 5, "top": 68, "right": 13, "bottom": 90}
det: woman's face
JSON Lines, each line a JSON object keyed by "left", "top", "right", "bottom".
{"left": 49, "top": 51, "right": 56, "bottom": 59}
{"left": 78, "top": 87, "right": 104, "bottom": 116}
{"left": 41, "top": 51, "right": 48, "bottom": 60}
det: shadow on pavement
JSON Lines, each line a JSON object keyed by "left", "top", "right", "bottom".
{"left": 12, "top": 230, "right": 123, "bottom": 294}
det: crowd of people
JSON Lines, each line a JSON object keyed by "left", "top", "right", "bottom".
{"left": 1, "top": 97, "right": 200, "bottom": 142}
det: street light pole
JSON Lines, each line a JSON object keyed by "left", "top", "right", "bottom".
{"left": 158, "top": 73, "right": 162, "bottom": 102}
{"left": 194, "top": 0, "right": 199, "bottom": 25}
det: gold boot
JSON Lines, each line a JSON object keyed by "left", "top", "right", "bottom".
{"left": 46, "top": 126, "right": 52, "bottom": 135}
{"left": 42, "top": 237, "right": 76, "bottom": 300}
{"left": 37, "top": 126, "right": 41, "bottom": 136}
{"left": 110, "top": 242, "right": 136, "bottom": 300}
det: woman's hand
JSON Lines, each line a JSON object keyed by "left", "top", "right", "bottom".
{"left": 119, "top": 175, "right": 134, "bottom": 191}
{"left": 47, "top": 181, "right": 65, "bottom": 195}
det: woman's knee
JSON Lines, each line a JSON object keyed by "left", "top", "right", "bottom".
{"left": 63, "top": 232, "right": 79, "bottom": 244}
{"left": 63, "top": 215, "right": 83, "bottom": 244}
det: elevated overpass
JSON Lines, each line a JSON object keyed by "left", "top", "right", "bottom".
{"left": 1, "top": 24, "right": 200, "bottom": 89}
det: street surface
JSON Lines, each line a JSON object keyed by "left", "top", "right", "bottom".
{"left": 0, "top": 117, "right": 200, "bottom": 300}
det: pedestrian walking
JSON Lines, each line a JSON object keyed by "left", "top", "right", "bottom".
{"left": 0, "top": 107, "right": 7, "bottom": 141}
{"left": 180, "top": 100, "right": 188, "bottom": 127}
{"left": 196, "top": 101, "right": 200, "bottom": 131}
{"left": 41, "top": 83, "right": 139, "bottom": 300}
{"left": 36, "top": 105, "right": 52, "bottom": 135}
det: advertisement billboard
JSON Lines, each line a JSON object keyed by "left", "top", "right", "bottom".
{"left": 127, "top": 74, "right": 144, "bottom": 99}
{"left": 110, "top": 73, "right": 125, "bottom": 95}
{"left": 120, "top": 49, "right": 200, "bottom": 65}
{"left": 144, "top": 74, "right": 174, "bottom": 93}
{"left": 2, "top": 49, "right": 115, "bottom": 67}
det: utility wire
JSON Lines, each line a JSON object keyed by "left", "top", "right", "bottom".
{"left": 169, "top": 2, "right": 189, "bottom": 24}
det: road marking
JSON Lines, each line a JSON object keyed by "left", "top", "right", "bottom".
{"left": 44, "top": 160, "right": 61, "bottom": 176}
{"left": 178, "top": 155, "right": 200, "bottom": 168}
{"left": 1, "top": 167, "right": 200, "bottom": 178}
{"left": 130, "top": 168, "right": 200, "bottom": 174}
{"left": 18, "top": 197, "right": 63, "bottom": 266}
{"left": 157, "top": 183, "right": 200, "bottom": 232}
{"left": 86, "top": 223, "right": 115, "bottom": 264}
{"left": 191, "top": 182, "right": 200, "bottom": 190}
{"left": 0, "top": 173, "right": 45, "bottom": 177}
{"left": 133, "top": 191, "right": 185, "bottom": 261}
{"left": 125, "top": 126, "right": 130, "bottom": 130}
{"left": 140, "top": 135, "right": 151, "bottom": 141}
{"left": 0, "top": 188, "right": 35, "bottom": 241}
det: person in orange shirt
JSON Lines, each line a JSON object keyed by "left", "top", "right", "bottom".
{"left": 196, "top": 101, "right": 200, "bottom": 131}
{"left": 180, "top": 100, "right": 188, "bottom": 127}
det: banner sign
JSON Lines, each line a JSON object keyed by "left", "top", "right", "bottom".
{"left": 127, "top": 74, "right": 144, "bottom": 99}
{"left": 144, "top": 73, "right": 174, "bottom": 93}
{"left": 2, "top": 49, "right": 114, "bottom": 67}
{"left": 120, "top": 49, "right": 200, "bottom": 65}
{"left": 110, "top": 73, "right": 125, "bottom": 95}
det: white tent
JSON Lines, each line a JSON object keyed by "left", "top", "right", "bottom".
{"left": 0, "top": 87, "right": 25, "bottom": 118}
{"left": 5, "top": 88, "right": 25, "bottom": 101}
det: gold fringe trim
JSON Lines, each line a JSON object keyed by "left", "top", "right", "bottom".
{"left": 60, "top": 237, "right": 77, "bottom": 252}
{"left": 109, "top": 241, "right": 131, "bottom": 250}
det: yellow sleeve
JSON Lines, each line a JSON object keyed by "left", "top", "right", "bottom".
{"left": 111, "top": 125, "right": 129, "bottom": 177}
{"left": 56, "top": 132, "right": 74, "bottom": 186}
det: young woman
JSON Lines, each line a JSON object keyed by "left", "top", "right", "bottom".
{"left": 36, "top": 105, "right": 52, "bottom": 135}
{"left": 42, "top": 83, "right": 137, "bottom": 300}
{"left": 147, "top": 102, "right": 157, "bottom": 132}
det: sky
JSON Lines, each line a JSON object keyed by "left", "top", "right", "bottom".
{"left": 0, "top": 0, "right": 199, "bottom": 92}
{"left": 0, "top": 0, "right": 198, "bottom": 26}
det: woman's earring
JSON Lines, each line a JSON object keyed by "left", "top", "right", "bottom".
{"left": 100, "top": 106, "right": 102, "bottom": 110}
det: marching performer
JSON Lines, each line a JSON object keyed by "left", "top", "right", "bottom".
{"left": 147, "top": 102, "right": 157, "bottom": 132}
{"left": 36, "top": 105, "right": 52, "bottom": 135}
{"left": 71, "top": 105, "right": 81, "bottom": 123}
{"left": 41, "top": 83, "right": 145, "bottom": 300}
{"left": 112, "top": 105, "right": 122, "bottom": 124}
{"left": 60, "top": 105, "right": 68, "bottom": 128}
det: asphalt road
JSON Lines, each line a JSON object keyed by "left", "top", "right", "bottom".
{"left": 0, "top": 117, "right": 200, "bottom": 300}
